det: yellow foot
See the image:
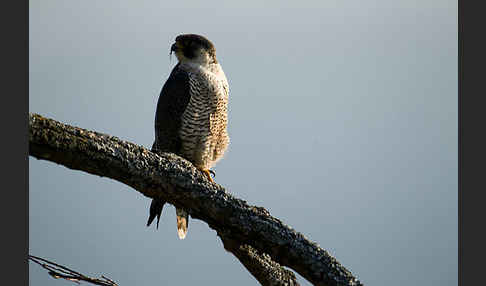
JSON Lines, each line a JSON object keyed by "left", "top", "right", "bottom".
{"left": 198, "top": 168, "right": 214, "bottom": 182}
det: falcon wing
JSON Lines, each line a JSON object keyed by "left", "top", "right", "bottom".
{"left": 147, "top": 64, "right": 192, "bottom": 229}
{"left": 152, "top": 63, "right": 192, "bottom": 154}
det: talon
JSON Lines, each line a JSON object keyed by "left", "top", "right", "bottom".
{"left": 198, "top": 169, "right": 214, "bottom": 182}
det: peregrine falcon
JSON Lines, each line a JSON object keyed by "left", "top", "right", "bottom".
{"left": 147, "top": 34, "right": 230, "bottom": 239}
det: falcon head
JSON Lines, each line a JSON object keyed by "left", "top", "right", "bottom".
{"left": 170, "top": 34, "right": 217, "bottom": 65}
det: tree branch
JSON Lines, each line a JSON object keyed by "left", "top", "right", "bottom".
{"left": 29, "top": 113, "right": 363, "bottom": 286}
{"left": 222, "top": 239, "right": 299, "bottom": 286}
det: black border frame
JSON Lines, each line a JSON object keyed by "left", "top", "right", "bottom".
{"left": 459, "top": 1, "right": 485, "bottom": 285}
{"left": 4, "top": 0, "right": 28, "bottom": 285}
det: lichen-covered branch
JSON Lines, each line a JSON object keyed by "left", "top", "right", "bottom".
{"left": 221, "top": 239, "right": 299, "bottom": 286}
{"left": 29, "top": 113, "right": 363, "bottom": 286}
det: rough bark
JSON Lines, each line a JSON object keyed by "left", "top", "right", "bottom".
{"left": 29, "top": 113, "right": 363, "bottom": 286}
{"left": 222, "top": 239, "right": 299, "bottom": 286}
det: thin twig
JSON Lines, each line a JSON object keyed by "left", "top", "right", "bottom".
{"left": 29, "top": 255, "right": 118, "bottom": 286}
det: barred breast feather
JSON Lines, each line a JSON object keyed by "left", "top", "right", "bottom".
{"left": 178, "top": 62, "right": 229, "bottom": 170}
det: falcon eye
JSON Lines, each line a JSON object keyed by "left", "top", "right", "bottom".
{"left": 182, "top": 44, "right": 197, "bottom": 59}
{"left": 189, "top": 41, "right": 201, "bottom": 50}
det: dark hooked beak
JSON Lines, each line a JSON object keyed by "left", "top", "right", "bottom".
{"left": 170, "top": 43, "right": 178, "bottom": 53}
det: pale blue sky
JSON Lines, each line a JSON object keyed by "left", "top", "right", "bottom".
{"left": 29, "top": 1, "right": 457, "bottom": 285}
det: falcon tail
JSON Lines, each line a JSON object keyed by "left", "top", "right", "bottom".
{"left": 176, "top": 207, "right": 189, "bottom": 239}
{"left": 147, "top": 199, "right": 165, "bottom": 229}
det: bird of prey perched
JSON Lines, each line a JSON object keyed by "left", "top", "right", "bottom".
{"left": 147, "top": 34, "right": 230, "bottom": 239}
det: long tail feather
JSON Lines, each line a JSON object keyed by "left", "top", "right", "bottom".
{"left": 147, "top": 199, "right": 165, "bottom": 229}
{"left": 176, "top": 208, "right": 189, "bottom": 239}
